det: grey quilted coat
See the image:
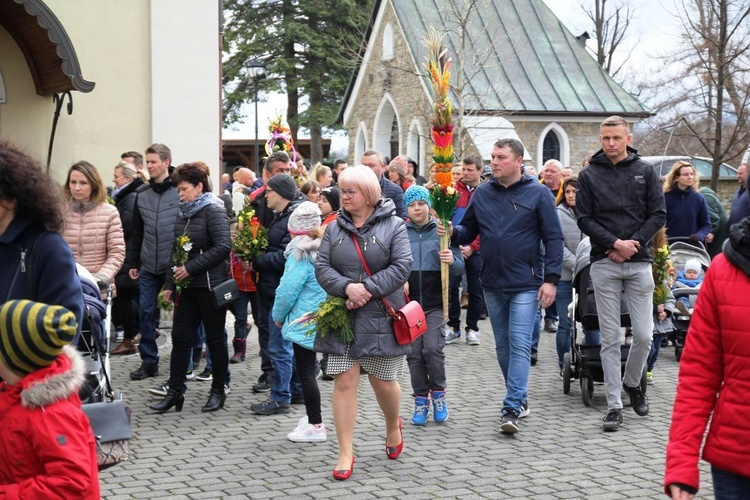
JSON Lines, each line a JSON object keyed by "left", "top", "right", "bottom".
{"left": 314, "top": 198, "right": 412, "bottom": 357}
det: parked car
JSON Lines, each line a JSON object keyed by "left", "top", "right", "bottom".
{"left": 641, "top": 156, "right": 738, "bottom": 180}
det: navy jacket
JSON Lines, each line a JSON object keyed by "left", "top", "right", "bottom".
{"left": 380, "top": 176, "right": 407, "bottom": 219}
{"left": 253, "top": 200, "right": 299, "bottom": 301}
{"left": 577, "top": 148, "right": 666, "bottom": 263}
{"left": 664, "top": 188, "right": 711, "bottom": 242}
{"left": 406, "top": 218, "right": 464, "bottom": 311}
{"left": 729, "top": 188, "right": 750, "bottom": 227}
{"left": 451, "top": 175, "right": 563, "bottom": 293}
{"left": 0, "top": 216, "right": 84, "bottom": 331}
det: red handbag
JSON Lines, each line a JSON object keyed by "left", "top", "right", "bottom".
{"left": 351, "top": 235, "right": 427, "bottom": 345}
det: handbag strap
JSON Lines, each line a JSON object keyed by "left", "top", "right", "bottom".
{"left": 350, "top": 234, "right": 408, "bottom": 317}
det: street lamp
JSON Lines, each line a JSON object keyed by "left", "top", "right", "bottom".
{"left": 247, "top": 58, "right": 266, "bottom": 177}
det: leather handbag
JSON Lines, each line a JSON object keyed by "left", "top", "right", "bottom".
{"left": 82, "top": 399, "right": 132, "bottom": 469}
{"left": 208, "top": 274, "right": 241, "bottom": 309}
{"left": 351, "top": 235, "right": 427, "bottom": 345}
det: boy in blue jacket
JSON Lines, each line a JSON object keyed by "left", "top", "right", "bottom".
{"left": 404, "top": 186, "right": 464, "bottom": 425}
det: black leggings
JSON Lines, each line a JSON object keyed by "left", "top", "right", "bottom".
{"left": 112, "top": 287, "right": 139, "bottom": 339}
{"left": 293, "top": 343, "right": 322, "bottom": 425}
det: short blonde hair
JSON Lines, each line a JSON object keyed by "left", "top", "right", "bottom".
{"left": 115, "top": 161, "right": 138, "bottom": 181}
{"left": 663, "top": 161, "right": 700, "bottom": 192}
{"left": 600, "top": 115, "right": 630, "bottom": 132}
{"left": 338, "top": 165, "right": 381, "bottom": 205}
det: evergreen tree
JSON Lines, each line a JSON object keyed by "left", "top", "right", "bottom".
{"left": 223, "top": 0, "right": 371, "bottom": 163}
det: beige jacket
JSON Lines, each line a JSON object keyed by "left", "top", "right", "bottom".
{"left": 61, "top": 201, "right": 125, "bottom": 284}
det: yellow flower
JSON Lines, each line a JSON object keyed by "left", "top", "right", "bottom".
{"left": 445, "top": 186, "right": 456, "bottom": 196}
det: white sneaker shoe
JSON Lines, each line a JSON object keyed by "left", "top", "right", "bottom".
{"left": 292, "top": 415, "right": 308, "bottom": 432}
{"left": 287, "top": 422, "right": 327, "bottom": 443}
{"left": 466, "top": 329, "right": 480, "bottom": 345}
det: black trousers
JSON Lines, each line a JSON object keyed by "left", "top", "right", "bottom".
{"left": 169, "top": 287, "right": 228, "bottom": 394}
{"left": 293, "top": 343, "right": 322, "bottom": 425}
{"left": 112, "top": 287, "right": 139, "bottom": 339}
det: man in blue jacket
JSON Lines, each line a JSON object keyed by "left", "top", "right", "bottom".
{"left": 450, "top": 138, "right": 563, "bottom": 434}
{"left": 360, "top": 150, "right": 407, "bottom": 219}
{"left": 576, "top": 116, "right": 666, "bottom": 432}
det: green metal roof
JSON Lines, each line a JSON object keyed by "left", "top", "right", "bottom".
{"left": 391, "top": 0, "right": 651, "bottom": 116}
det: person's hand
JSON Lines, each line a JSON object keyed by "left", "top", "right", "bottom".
{"left": 658, "top": 311, "right": 667, "bottom": 321}
{"left": 438, "top": 249, "right": 455, "bottom": 265}
{"left": 435, "top": 220, "right": 453, "bottom": 238}
{"left": 275, "top": 321, "right": 283, "bottom": 328}
{"left": 606, "top": 249, "right": 627, "bottom": 264}
{"left": 705, "top": 233, "right": 714, "bottom": 244}
{"left": 345, "top": 283, "right": 372, "bottom": 310}
{"left": 460, "top": 245, "right": 473, "bottom": 259}
{"left": 403, "top": 282, "right": 410, "bottom": 296}
{"left": 668, "top": 484, "right": 695, "bottom": 500}
{"left": 613, "top": 239, "right": 640, "bottom": 259}
{"left": 163, "top": 290, "right": 173, "bottom": 303}
{"left": 537, "top": 283, "right": 556, "bottom": 309}
{"left": 173, "top": 265, "right": 190, "bottom": 281}
{"left": 129, "top": 268, "right": 139, "bottom": 280}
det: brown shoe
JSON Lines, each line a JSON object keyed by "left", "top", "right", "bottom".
{"left": 460, "top": 292, "right": 469, "bottom": 309}
{"left": 111, "top": 338, "right": 137, "bottom": 356}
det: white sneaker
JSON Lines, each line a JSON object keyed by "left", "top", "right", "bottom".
{"left": 466, "top": 329, "right": 480, "bottom": 345}
{"left": 287, "top": 422, "right": 327, "bottom": 443}
{"left": 292, "top": 415, "right": 309, "bottom": 432}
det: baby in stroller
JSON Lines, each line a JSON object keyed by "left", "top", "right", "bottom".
{"left": 673, "top": 258, "right": 704, "bottom": 315}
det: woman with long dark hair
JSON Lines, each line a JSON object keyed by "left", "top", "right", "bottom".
{"left": 0, "top": 140, "right": 83, "bottom": 326}
{"left": 151, "top": 163, "right": 231, "bottom": 413}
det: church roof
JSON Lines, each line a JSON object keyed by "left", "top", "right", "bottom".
{"left": 340, "top": 0, "right": 651, "bottom": 120}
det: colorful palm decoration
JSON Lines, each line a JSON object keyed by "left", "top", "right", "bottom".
{"left": 425, "top": 30, "right": 459, "bottom": 320}
{"left": 264, "top": 116, "right": 297, "bottom": 161}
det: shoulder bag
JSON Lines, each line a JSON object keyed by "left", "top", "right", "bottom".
{"left": 200, "top": 220, "right": 241, "bottom": 309}
{"left": 351, "top": 235, "right": 426, "bottom": 345}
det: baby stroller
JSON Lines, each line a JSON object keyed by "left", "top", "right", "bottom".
{"left": 76, "top": 264, "right": 113, "bottom": 404}
{"left": 667, "top": 238, "right": 711, "bottom": 361}
{"left": 562, "top": 239, "right": 647, "bottom": 406}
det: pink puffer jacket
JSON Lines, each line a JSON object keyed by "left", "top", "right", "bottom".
{"left": 61, "top": 201, "right": 125, "bottom": 284}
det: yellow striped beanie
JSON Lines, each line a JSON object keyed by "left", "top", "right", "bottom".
{"left": 0, "top": 300, "right": 77, "bottom": 377}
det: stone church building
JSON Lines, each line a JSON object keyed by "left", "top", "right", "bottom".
{"left": 339, "top": 0, "right": 652, "bottom": 174}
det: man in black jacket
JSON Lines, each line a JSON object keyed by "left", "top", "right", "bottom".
{"left": 249, "top": 174, "right": 302, "bottom": 415}
{"left": 360, "top": 150, "right": 407, "bottom": 219}
{"left": 576, "top": 116, "right": 666, "bottom": 432}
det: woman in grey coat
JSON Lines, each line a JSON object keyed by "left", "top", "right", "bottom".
{"left": 314, "top": 166, "right": 412, "bottom": 480}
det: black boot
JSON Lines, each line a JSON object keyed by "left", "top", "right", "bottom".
{"left": 149, "top": 389, "right": 184, "bottom": 412}
{"left": 130, "top": 362, "right": 159, "bottom": 380}
{"left": 229, "top": 338, "right": 246, "bottom": 364}
{"left": 201, "top": 387, "right": 226, "bottom": 413}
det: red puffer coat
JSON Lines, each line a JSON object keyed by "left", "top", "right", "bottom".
{"left": 664, "top": 253, "right": 750, "bottom": 495}
{"left": 0, "top": 347, "right": 100, "bottom": 498}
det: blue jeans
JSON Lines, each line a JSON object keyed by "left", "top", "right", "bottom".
{"left": 555, "top": 281, "right": 573, "bottom": 368}
{"left": 531, "top": 308, "right": 542, "bottom": 353}
{"left": 449, "top": 252, "right": 484, "bottom": 332}
{"left": 137, "top": 270, "right": 165, "bottom": 364}
{"left": 484, "top": 288, "right": 538, "bottom": 414}
{"left": 712, "top": 465, "right": 750, "bottom": 500}
{"left": 267, "top": 309, "right": 301, "bottom": 403}
{"left": 647, "top": 333, "right": 664, "bottom": 373}
{"left": 583, "top": 327, "right": 601, "bottom": 346}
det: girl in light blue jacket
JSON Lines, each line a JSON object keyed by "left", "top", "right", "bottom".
{"left": 272, "top": 202, "right": 327, "bottom": 443}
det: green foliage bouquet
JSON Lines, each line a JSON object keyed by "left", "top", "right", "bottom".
{"left": 294, "top": 296, "right": 354, "bottom": 344}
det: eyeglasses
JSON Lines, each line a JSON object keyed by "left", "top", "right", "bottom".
{"left": 340, "top": 189, "right": 359, "bottom": 198}
{"left": 265, "top": 189, "right": 275, "bottom": 195}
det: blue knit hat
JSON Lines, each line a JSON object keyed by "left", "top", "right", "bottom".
{"left": 404, "top": 185, "right": 431, "bottom": 209}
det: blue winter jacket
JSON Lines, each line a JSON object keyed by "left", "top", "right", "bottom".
{"left": 664, "top": 188, "right": 711, "bottom": 242}
{"left": 272, "top": 236, "right": 326, "bottom": 350}
{"left": 405, "top": 218, "right": 464, "bottom": 311}
{"left": 451, "top": 175, "right": 563, "bottom": 292}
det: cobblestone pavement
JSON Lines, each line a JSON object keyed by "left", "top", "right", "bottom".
{"left": 99, "top": 313, "right": 713, "bottom": 499}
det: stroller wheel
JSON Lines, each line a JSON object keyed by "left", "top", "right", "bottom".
{"left": 562, "top": 352, "right": 572, "bottom": 395}
{"left": 581, "top": 375, "right": 594, "bottom": 407}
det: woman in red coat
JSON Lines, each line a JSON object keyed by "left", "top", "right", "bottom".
{"left": 664, "top": 218, "right": 750, "bottom": 498}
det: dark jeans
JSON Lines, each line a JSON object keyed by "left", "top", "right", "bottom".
{"left": 112, "top": 287, "right": 139, "bottom": 340}
{"left": 169, "top": 288, "right": 228, "bottom": 394}
{"left": 255, "top": 294, "right": 274, "bottom": 377}
{"left": 647, "top": 333, "right": 664, "bottom": 373}
{"left": 712, "top": 465, "right": 750, "bottom": 500}
{"left": 137, "top": 270, "right": 166, "bottom": 364}
{"left": 293, "top": 343, "right": 322, "bottom": 425}
{"left": 230, "top": 290, "right": 258, "bottom": 340}
{"left": 449, "top": 252, "right": 483, "bottom": 332}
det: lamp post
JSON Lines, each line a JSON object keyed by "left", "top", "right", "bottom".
{"left": 247, "top": 59, "right": 266, "bottom": 178}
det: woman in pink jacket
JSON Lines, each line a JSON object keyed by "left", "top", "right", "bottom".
{"left": 61, "top": 161, "right": 125, "bottom": 290}
{"left": 664, "top": 218, "right": 750, "bottom": 498}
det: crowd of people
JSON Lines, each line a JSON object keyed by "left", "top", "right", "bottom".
{"left": 0, "top": 113, "right": 748, "bottom": 495}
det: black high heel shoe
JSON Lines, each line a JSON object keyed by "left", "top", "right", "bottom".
{"left": 149, "top": 389, "right": 184, "bottom": 413}
{"left": 201, "top": 388, "right": 226, "bottom": 413}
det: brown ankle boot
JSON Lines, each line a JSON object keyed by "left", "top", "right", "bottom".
{"left": 111, "top": 338, "right": 137, "bottom": 355}
{"left": 229, "top": 338, "right": 246, "bottom": 363}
